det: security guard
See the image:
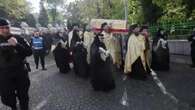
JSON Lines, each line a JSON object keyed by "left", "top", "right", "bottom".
{"left": 31, "top": 31, "right": 47, "bottom": 70}
{"left": 0, "top": 18, "right": 32, "bottom": 110}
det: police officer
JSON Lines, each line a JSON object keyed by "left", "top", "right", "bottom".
{"left": 31, "top": 31, "right": 47, "bottom": 70}
{"left": 0, "top": 18, "right": 32, "bottom": 110}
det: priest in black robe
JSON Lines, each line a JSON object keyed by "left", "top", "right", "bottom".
{"left": 188, "top": 30, "right": 195, "bottom": 68}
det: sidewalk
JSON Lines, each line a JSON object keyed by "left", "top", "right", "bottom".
{"left": 170, "top": 54, "right": 192, "bottom": 65}
{"left": 156, "top": 62, "right": 195, "bottom": 110}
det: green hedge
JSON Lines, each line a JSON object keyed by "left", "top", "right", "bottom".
{"left": 149, "top": 21, "right": 195, "bottom": 39}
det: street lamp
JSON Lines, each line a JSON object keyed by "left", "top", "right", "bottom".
{"left": 123, "top": 0, "right": 128, "bottom": 21}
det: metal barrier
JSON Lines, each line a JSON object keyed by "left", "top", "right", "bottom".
{"left": 168, "top": 40, "right": 191, "bottom": 56}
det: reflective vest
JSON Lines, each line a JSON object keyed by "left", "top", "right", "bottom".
{"left": 32, "top": 37, "right": 44, "bottom": 50}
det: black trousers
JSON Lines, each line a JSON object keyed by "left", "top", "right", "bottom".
{"left": 0, "top": 69, "right": 30, "bottom": 110}
{"left": 33, "top": 50, "right": 46, "bottom": 69}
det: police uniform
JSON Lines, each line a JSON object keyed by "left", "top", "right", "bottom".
{"left": 31, "top": 35, "right": 47, "bottom": 70}
{"left": 0, "top": 18, "right": 32, "bottom": 110}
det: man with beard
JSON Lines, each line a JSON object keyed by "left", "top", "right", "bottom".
{"left": 124, "top": 24, "right": 148, "bottom": 80}
{"left": 90, "top": 23, "right": 115, "bottom": 91}
{"left": 151, "top": 28, "right": 170, "bottom": 71}
{"left": 121, "top": 25, "right": 135, "bottom": 70}
{"left": 53, "top": 40, "right": 70, "bottom": 73}
{"left": 188, "top": 29, "right": 195, "bottom": 68}
{"left": 0, "top": 18, "right": 32, "bottom": 110}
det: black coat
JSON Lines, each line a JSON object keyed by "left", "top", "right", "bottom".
{"left": 90, "top": 36, "right": 115, "bottom": 91}
{"left": 73, "top": 43, "right": 88, "bottom": 77}
{"left": 0, "top": 35, "right": 32, "bottom": 70}
{"left": 151, "top": 33, "right": 170, "bottom": 71}
{"left": 53, "top": 45, "right": 70, "bottom": 73}
{"left": 0, "top": 34, "right": 32, "bottom": 96}
{"left": 188, "top": 32, "right": 195, "bottom": 64}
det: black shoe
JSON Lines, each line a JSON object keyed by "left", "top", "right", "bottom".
{"left": 36, "top": 66, "right": 38, "bottom": 69}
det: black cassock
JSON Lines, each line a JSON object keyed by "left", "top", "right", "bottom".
{"left": 188, "top": 33, "right": 195, "bottom": 66}
{"left": 151, "top": 38, "right": 170, "bottom": 71}
{"left": 90, "top": 37, "right": 115, "bottom": 92}
{"left": 53, "top": 44, "right": 70, "bottom": 73}
{"left": 73, "top": 42, "right": 89, "bottom": 78}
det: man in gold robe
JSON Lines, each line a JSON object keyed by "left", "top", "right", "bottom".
{"left": 124, "top": 25, "right": 148, "bottom": 80}
{"left": 101, "top": 23, "right": 122, "bottom": 68}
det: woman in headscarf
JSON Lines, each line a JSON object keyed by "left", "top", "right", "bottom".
{"left": 90, "top": 30, "right": 115, "bottom": 92}
{"left": 151, "top": 28, "right": 170, "bottom": 71}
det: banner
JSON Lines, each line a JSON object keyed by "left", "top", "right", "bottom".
{"left": 90, "top": 19, "right": 128, "bottom": 33}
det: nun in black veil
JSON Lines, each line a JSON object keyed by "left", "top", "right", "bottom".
{"left": 90, "top": 31, "right": 115, "bottom": 92}
{"left": 151, "top": 28, "right": 170, "bottom": 71}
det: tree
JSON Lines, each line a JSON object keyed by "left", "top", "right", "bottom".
{"left": 182, "top": 0, "right": 195, "bottom": 19}
{"left": 25, "top": 14, "right": 36, "bottom": 27}
{"left": 46, "top": 0, "right": 64, "bottom": 24}
{"left": 139, "top": 0, "right": 163, "bottom": 24}
{"left": 152, "top": 0, "right": 187, "bottom": 22}
{"left": 63, "top": 0, "right": 195, "bottom": 25}
{"left": 0, "top": 0, "right": 30, "bottom": 25}
{"left": 65, "top": 2, "right": 83, "bottom": 26}
{"left": 38, "top": 0, "right": 49, "bottom": 27}
{"left": 127, "top": 0, "right": 143, "bottom": 24}
{"left": 64, "top": 0, "right": 125, "bottom": 25}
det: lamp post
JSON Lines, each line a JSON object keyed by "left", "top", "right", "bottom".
{"left": 123, "top": 0, "right": 128, "bottom": 21}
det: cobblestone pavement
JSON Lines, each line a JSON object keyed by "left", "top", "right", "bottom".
{"left": 0, "top": 55, "right": 194, "bottom": 110}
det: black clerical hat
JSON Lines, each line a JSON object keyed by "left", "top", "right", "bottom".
{"left": 0, "top": 18, "right": 10, "bottom": 26}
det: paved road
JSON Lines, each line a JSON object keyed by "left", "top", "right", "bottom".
{"left": 0, "top": 55, "right": 194, "bottom": 110}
